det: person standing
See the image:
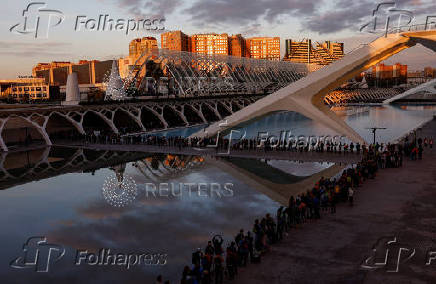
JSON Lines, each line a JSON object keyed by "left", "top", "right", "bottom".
{"left": 213, "top": 254, "right": 224, "bottom": 284}
{"left": 181, "top": 266, "right": 192, "bottom": 284}
{"left": 348, "top": 187, "right": 354, "bottom": 206}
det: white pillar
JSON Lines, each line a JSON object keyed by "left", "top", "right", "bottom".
{"left": 63, "top": 73, "right": 80, "bottom": 106}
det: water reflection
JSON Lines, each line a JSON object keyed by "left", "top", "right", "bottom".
{"left": 0, "top": 147, "right": 334, "bottom": 283}
{"left": 232, "top": 104, "right": 436, "bottom": 143}
{"left": 0, "top": 147, "right": 149, "bottom": 190}
{"left": 153, "top": 104, "right": 436, "bottom": 144}
{"left": 2, "top": 104, "right": 434, "bottom": 283}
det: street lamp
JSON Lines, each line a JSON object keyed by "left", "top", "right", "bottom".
{"left": 366, "top": 127, "right": 387, "bottom": 144}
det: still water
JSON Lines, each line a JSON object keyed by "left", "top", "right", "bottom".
{"left": 0, "top": 104, "right": 435, "bottom": 283}
{"left": 152, "top": 104, "right": 436, "bottom": 143}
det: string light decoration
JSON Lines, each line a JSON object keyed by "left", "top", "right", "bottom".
{"left": 102, "top": 173, "right": 138, "bottom": 207}
{"left": 104, "top": 60, "right": 128, "bottom": 101}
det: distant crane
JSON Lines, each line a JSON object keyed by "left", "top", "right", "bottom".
{"left": 366, "top": 127, "right": 387, "bottom": 144}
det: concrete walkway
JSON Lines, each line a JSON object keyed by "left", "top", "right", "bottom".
{"left": 233, "top": 119, "right": 436, "bottom": 284}
{"left": 55, "top": 142, "right": 363, "bottom": 164}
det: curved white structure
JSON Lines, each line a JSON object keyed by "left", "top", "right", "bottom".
{"left": 384, "top": 78, "right": 436, "bottom": 103}
{"left": 0, "top": 96, "right": 257, "bottom": 152}
{"left": 192, "top": 30, "right": 436, "bottom": 144}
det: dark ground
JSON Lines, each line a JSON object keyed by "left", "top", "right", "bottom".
{"left": 234, "top": 119, "right": 436, "bottom": 284}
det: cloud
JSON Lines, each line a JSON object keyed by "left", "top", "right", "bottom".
{"left": 43, "top": 168, "right": 280, "bottom": 283}
{"left": 110, "top": 0, "right": 436, "bottom": 35}
{"left": 240, "top": 23, "right": 263, "bottom": 36}
{"left": 184, "top": 0, "right": 321, "bottom": 27}
{"left": 0, "top": 41, "right": 73, "bottom": 58}
{"left": 302, "top": 0, "right": 436, "bottom": 34}
{"left": 114, "top": 0, "right": 182, "bottom": 18}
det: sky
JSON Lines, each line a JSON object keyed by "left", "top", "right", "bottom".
{"left": 1, "top": 0, "right": 436, "bottom": 78}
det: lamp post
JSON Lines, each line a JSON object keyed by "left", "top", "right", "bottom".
{"left": 366, "top": 127, "right": 387, "bottom": 144}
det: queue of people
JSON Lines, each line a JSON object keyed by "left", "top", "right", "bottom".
{"left": 49, "top": 126, "right": 434, "bottom": 160}
{"left": 68, "top": 129, "right": 388, "bottom": 155}
{"left": 163, "top": 139, "right": 429, "bottom": 284}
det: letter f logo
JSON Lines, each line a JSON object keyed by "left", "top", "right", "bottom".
{"left": 10, "top": 236, "right": 65, "bottom": 272}
{"left": 10, "top": 2, "right": 65, "bottom": 38}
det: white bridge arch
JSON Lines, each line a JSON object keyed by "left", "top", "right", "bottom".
{"left": 0, "top": 96, "right": 260, "bottom": 151}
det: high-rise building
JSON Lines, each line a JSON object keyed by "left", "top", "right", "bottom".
{"left": 246, "top": 37, "right": 280, "bottom": 61}
{"left": 159, "top": 31, "right": 280, "bottom": 60}
{"left": 229, "top": 34, "right": 247, "bottom": 57}
{"left": 161, "top": 31, "right": 190, "bottom": 52}
{"left": 284, "top": 39, "right": 344, "bottom": 65}
{"left": 371, "top": 63, "right": 407, "bottom": 87}
{"left": 190, "top": 33, "right": 229, "bottom": 55}
{"left": 129, "top": 37, "right": 158, "bottom": 58}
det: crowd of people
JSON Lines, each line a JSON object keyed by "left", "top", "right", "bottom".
{"left": 152, "top": 136, "right": 430, "bottom": 284}
{"left": 71, "top": 129, "right": 406, "bottom": 155}
{"left": 50, "top": 126, "right": 432, "bottom": 284}
{"left": 50, "top": 126, "right": 434, "bottom": 160}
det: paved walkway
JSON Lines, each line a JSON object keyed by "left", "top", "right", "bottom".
{"left": 233, "top": 119, "right": 436, "bottom": 284}
{"left": 55, "top": 143, "right": 363, "bottom": 164}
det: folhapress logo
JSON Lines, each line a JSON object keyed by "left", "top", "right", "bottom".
{"left": 361, "top": 236, "right": 415, "bottom": 273}
{"left": 10, "top": 237, "right": 65, "bottom": 272}
{"left": 10, "top": 2, "right": 165, "bottom": 39}
{"left": 10, "top": 2, "right": 65, "bottom": 39}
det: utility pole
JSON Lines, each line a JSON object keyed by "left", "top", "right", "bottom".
{"left": 366, "top": 127, "right": 387, "bottom": 144}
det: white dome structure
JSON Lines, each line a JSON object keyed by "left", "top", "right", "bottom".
{"left": 63, "top": 72, "right": 80, "bottom": 105}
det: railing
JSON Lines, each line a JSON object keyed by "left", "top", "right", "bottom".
{"left": 343, "top": 22, "right": 436, "bottom": 56}
{"left": 387, "top": 22, "right": 436, "bottom": 34}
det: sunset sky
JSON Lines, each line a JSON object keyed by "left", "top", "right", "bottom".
{"left": 1, "top": 0, "right": 436, "bottom": 78}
